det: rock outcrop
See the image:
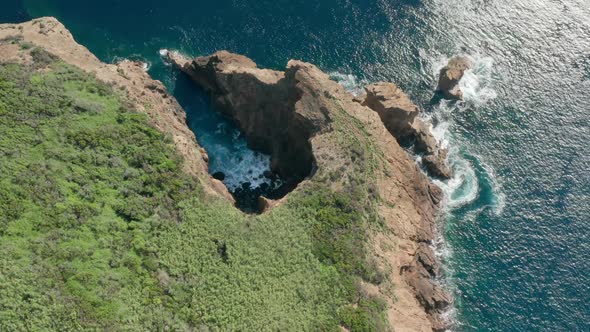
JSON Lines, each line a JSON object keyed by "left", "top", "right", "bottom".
{"left": 168, "top": 50, "right": 320, "bottom": 188}
{"left": 361, "top": 82, "right": 452, "bottom": 179}
{"left": 436, "top": 56, "right": 472, "bottom": 100}
{"left": 168, "top": 50, "right": 451, "bottom": 331}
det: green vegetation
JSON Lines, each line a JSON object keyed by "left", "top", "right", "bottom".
{"left": 0, "top": 48, "right": 389, "bottom": 331}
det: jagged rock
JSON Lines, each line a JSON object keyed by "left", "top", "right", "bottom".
{"left": 436, "top": 56, "right": 472, "bottom": 100}
{"left": 415, "top": 243, "right": 439, "bottom": 277}
{"left": 362, "top": 82, "right": 420, "bottom": 139}
{"left": 423, "top": 152, "right": 452, "bottom": 179}
{"left": 360, "top": 82, "right": 451, "bottom": 179}
{"left": 168, "top": 50, "right": 325, "bottom": 184}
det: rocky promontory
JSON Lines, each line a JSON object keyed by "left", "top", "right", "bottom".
{"left": 168, "top": 50, "right": 452, "bottom": 330}
{"left": 1, "top": 17, "right": 452, "bottom": 331}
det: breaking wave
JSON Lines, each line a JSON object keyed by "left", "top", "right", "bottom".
{"left": 329, "top": 71, "right": 367, "bottom": 96}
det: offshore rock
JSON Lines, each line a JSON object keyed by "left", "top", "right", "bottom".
{"left": 361, "top": 82, "right": 452, "bottom": 179}
{"left": 436, "top": 56, "right": 472, "bottom": 100}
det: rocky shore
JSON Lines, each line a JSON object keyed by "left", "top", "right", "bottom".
{"left": 168, "top": 50, "right": 453, "bottom": 330}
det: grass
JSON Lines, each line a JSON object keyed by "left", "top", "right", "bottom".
{"left": 0, "top": 48, "right": 391, "bottom": 331}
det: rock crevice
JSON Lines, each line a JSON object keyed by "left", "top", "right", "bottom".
{"left": 169, "top": 51, "right": 325, "bottom": 189}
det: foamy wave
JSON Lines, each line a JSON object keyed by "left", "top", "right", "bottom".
{"left": 111, "top": 55, "right": 151, "bottom": 71}
{"left": 459, "top": 56, "right": 497, "bottom": 106}
{"left": 159, "top": 49, "right": 169, "bottom": 57}
{"left": 430, "top": 53, "right": 498, "bottom": 108}
{"left": 329, "top": 71, "right": 367, "bottom": 96}
{"left": 433, "top": 148, "right": 479, "bottom": 209}
{"left": 208, "top": 133, "right": 279, "bottom": 192}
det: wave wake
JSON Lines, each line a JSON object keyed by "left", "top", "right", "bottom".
{"left": 427, "top": 53, "right": 503, "bottom": 331}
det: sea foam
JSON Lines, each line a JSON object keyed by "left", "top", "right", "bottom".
{"left": 329, "top": 71, "right": 367, "bottom": 96}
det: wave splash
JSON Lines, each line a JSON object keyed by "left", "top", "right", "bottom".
{"left": 430, "top": 54, "right": 502, "bottom": 213}
{"left": 427, "top": 53, "right": 504, "bottom": 330}
{"left": 329, "top": 71, "right": 367, "bottom": 96}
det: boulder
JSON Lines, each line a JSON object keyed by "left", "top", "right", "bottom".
{"left": 436, "top": 56, "right": 472, "bottom": 100}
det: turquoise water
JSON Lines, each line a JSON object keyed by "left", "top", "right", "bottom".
{"left": 3, "top": 0, "right": 589, "bottom": 330}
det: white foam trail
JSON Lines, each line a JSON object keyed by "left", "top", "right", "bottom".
{"left": 329, "top": 71, "right": 367, "bottom": 96}
{"left": 459, "top": 56, "right": 497, "bottom": 106}
{"left": 433, "top": 147, "right": 479, "bottom": 209}
{"left": 159, "top": 48, "right": 169, "bottom": 57}
{"left": 427, "top": 52, "right": 500, "bottom": 210}
{"left": 425, "top": 52, "right": 504, "bottom": 331}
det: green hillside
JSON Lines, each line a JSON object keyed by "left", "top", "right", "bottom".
{"left": 0, "top": 48, "right": 388, "bottom": 331}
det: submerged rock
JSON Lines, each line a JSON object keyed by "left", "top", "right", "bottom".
{"left": 436, "top": 56, "right": 473, "bottom": 100}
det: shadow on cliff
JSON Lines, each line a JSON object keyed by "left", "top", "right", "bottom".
{"left": 171, "top": 71, "right": 300, "bottom": 212}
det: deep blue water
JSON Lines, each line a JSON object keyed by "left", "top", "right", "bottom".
{"left": 2, "top": 0, "right": 589, "bottom": 330}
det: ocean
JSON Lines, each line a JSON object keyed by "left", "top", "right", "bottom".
{"left": 2, "top": 0, "right": 589, "bottom": 330}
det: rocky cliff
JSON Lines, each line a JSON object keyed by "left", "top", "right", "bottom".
{"left": 168, "top": 50, "right": 452, "bottom": 330}
{"left": 0, "top": 17, "right": 233, "bottom": 203}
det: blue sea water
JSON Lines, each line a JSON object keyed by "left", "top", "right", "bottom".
{"left": 2, "top": 0, "right": 589, "bottom": 330}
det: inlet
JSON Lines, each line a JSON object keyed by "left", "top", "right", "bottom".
{"left": 172, "top": 72, "right": 300, "bottom": 213}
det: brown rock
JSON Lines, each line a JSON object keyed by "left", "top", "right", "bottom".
{"left": 359, "top": 82, "right": 451, "bottom": 179}
{"left": 257, "top": 196, "right": 275, "bottom": 214}
{"left": 436, "top": 56, "right": 472, "bottom": 100}
{"left": 423, "top": 153, "right": 452, "bottom": 179}
{"left": 362, "top": 82, "right": 420, "bottom": 139}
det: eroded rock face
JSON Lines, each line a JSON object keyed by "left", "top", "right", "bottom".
{"left": 361, "top": 82, "right": 452, "bottom": 179}
{"left": 436, "top": 56, "right": 473, "bottom": 100}
{"left": 362, "top": 82, "right": 420, "bottom": 139}
{"left": 402, "top": 244, "right": 452, "bottom": 331}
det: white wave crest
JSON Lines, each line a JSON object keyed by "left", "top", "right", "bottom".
{"left": 459, "top": 55, "right": 497, "bottom": 106}
{"left": 329, "top": 71, "right": 367, "bottom": 96}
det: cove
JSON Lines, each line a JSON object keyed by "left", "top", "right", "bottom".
{"left": 163, "top": 65, "right": 291, "bottom": 212}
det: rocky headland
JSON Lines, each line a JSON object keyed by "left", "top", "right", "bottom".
{"left": 167, "top": 50, "right": 452, "bottom": 330}
{"left": 1, "top": 17, "right": 454, "bottom": 331}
